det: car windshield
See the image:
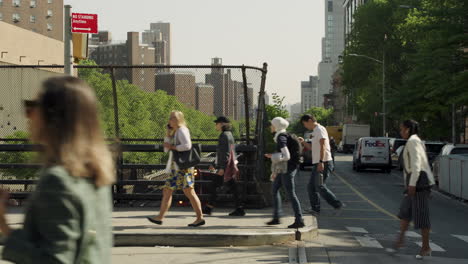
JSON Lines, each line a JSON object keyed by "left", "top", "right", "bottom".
{"left": 451, "top": 148, "right": 468, "bottom": 155}
{"left": 425, "top": 144, "right": 445, "bottom": 154}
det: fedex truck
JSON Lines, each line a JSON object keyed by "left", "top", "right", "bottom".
{"left": 352, "top": 137, "right": 391, "bottom": 173}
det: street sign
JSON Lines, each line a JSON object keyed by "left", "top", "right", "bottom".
{"left": 71, "top": 13, "right": 98, "bottom": 34}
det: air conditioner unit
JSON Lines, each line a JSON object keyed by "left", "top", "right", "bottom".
{"left": 14, "top": 3, "right": 20, "bottom": 7}
{"left": 30, "top": 4, "right": 36, "bottom": 8}
{"left": 13, "top": 18, "right": 20, "bottom": 23}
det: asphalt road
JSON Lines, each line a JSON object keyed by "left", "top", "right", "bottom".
{"left": 296, "top": 154, "right": 468, "bottom": 264}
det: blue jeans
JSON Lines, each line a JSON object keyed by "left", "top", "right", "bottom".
{"left": 272, "top": 169, "right": 303, "bottom": 223}
{"left": 308, "top": 162, "right": 342, "bottom": 212}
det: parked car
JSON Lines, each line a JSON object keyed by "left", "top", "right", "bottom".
{"left": 424, "top": 141, "right": 446, "bottom": 167}
{"left": 389, "top": 138, "right": 407, "bottom": 154}
{"left": 432, "top": 144, "right": 468, "bottom": 183}
{"left": 353, "top": 137, "right": 392, "bottom": 173}
{"left": 300, "top": 139, "right": 313, "bottom": 170}
{"left": 391, "top": 145, "right": 405, "bottom": 170}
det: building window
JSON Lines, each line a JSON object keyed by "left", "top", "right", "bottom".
{"left": 12, "top": 13, "right": 20, "bottom": 22}
{"left": 48, "top": 0, "right": 52, "bottom": 3}
{"left": 328, "top": 1, "right": 333, "bottom": 12}
{"left": 328, "top": 15, "right": 333, "bottom": 21}
{"left": 47, "top": 23, "right": 53, "bottom": 31}
{"left": 30, "top": 15, "right": 36, "bottom": 23}
{"left": 13, "top": 0, "right": 21, "bottom": 7}
{"left": 30, "top": 0, "right": 36, "bottom": 7}
{"left": 0, "top": 0, "right": 3, "bottom": 6}
{"left": 47, "top": 10, "right": 53, "bottom": 17}
{"left": 0, "top": 13, "right": 3, "bottom": 21}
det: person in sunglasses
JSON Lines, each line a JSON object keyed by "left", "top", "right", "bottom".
{"left": 0, "top": 77, "right": 115, "bottom": 264}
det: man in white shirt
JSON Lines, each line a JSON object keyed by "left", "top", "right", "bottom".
{"left": 300, "top": 114, "right": 344, "bottom": 216}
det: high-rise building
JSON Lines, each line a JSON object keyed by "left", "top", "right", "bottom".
{"left": 155, "top": 72, "right": 196, "bottom": 109}
{"left": 343, "top": 0, "right": 369, "bottom": 44}
{"left": 142, "top": 22, "right": 171, "bottom": 65}
{"left": 205, "top": 58, "right": 227, "bottom": 117}
{"left": 0, "top": 0, "right": 63, "bottom": 41}
{"left": 317, "top": 0, "right": 345, "bottom": 107}
{"left": 237, "top": 87, "right": 254, "bottom": 120}
{"left": 90, "top": 32, "right": 156, "bottom": 93}
{"left": 288, "top": 103, "right": 302, "bottom": 122}
{"left": 195, "top": 83, "right": 214, "bottom": 116}
{"left": 301, "top": 76, "right": 319, "bottom": 112}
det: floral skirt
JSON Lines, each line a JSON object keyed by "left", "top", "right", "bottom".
{"left": 164, "top": 163, "right": 195, "bottom": 190}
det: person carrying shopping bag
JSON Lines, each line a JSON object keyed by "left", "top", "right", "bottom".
{"left": 147, "top": 111, "right": 205, "bottom": 227}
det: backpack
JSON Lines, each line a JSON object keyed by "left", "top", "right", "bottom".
{"left": 280, "top": 133, "right": 302, "bottom": 164}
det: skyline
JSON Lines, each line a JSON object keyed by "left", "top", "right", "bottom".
{"left": 65, "top": 0, "right": 325, "bottom": 105}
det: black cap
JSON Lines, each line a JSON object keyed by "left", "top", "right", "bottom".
{"left": 214, "top": 116, "right": 231, "bottom": 123}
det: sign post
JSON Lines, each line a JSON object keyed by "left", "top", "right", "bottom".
{"left": 64, "top": 5, "right": 72, "bottom": 75}
{"left": 71, "top": 13, "right": 98, "bottom": 34}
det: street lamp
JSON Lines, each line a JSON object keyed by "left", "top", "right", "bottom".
{"left": 348, "top": 51, "right": 386, "bottom": 137}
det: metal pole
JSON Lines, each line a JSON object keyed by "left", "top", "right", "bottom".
{"left": 452, "top": 103, "right": 456, "bottom": 143}
{"left": 382, "top": 49, "right": 386, "bottom": 137}
{"left": 242, "top": 67, "right": 251, "bottom": 145}
{"left": 64, "top": 5, "right": 73, "bottom": 75}
{"left": 110, "top": 67, "right": 121, "bottom": 139}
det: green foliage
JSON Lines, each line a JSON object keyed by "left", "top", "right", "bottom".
{"left": 0, "top": 131, "right": 37, "bottom": 179}
{"left": 340, "top": 0, "right": 468, "bottom": 140}
{"left": 78, "top": 60, "right": 244, "bottom": 164}
{"left": 289, "top": 107, "right": 334, "bottom": 136}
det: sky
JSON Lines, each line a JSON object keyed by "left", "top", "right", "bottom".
{"left": 65, "top": 0, "right": 325, "bottom": 105}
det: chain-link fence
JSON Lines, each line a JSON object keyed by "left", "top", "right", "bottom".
{"left": 0, "top": 63, "right": 268, "bottom": 206}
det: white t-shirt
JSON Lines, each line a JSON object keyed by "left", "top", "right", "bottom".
{"left": 311, "top": 124, "right": 333, "bottom": 164}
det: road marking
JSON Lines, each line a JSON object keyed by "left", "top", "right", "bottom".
{"left": 452, "top": 235, "right": 468, "bottom": 243}
{"left": 288, "top": 248, "right": 297, "bottom": 264}
{"left": 346, "top": 227, "right": 369, "bottom": 233}
{"left": 354, "top": 236, "right": 383, "bottom": 248}
{"left": 405, "top": 231, "right": 421, "bottom": 238}
{"left": 415, "top": 242, "right": 445, "bottom": 252}
{"left": 288, "top": 247, "right": 307, "bottom": 264}
{"left": 321, "top": 208, "right": 379, "bottom": 212}
{"left": 333, "top": 172, "right": 400, "bottom": 220}
{"left": 298, "top": 246, "right": 307, "bottom": 264}
{"left": 321, "top": 217, "right": 396, "bottom": 221}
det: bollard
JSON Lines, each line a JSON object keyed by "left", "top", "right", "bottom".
{"left": 295, "top": 229, "right": 301, "bottom": 241}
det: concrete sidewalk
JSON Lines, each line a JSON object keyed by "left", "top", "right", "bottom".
{"left": 4, "top": 206, "right": 318, "bottom": 247}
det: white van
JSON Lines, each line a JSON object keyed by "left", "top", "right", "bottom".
{"left": 353, "top": 137, "right": 391, "bottom": 173}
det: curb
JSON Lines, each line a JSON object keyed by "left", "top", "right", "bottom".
{"left": 113, "top": 225, "right": 318, "bottom": 247}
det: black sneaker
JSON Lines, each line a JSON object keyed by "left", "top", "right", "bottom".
{"left": 266, "top": 219, "right": 280, "bottom": 225}
{"left": 288, "top": 222, "right": 305, "bottom": 229}
{"left": 228, "top": 207, "right": 246, "bottom": 216}
{"left": 202, "top": 206, "right": 213, "bottom": 215}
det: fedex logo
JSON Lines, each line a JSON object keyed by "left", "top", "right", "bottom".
{"left": 364, "top": 140, "right": 386, "bottom": 147}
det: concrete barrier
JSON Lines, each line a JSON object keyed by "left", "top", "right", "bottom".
{"left": 437, "top": 155, "right": 468, "bottom": 200}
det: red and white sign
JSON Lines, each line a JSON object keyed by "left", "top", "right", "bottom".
{"left": 71, "top": 13, "right": 98, "bottom": 34}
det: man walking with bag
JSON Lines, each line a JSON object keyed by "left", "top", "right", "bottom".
{"left": 300, "top": 114, "right": 344, "bottom": 216}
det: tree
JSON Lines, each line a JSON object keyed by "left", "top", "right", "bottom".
{"left": 289, "top": 107, "right": 334, "bottom": 136}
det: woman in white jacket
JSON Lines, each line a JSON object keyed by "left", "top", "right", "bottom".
{"left": 390, "top": 120, "right": 435, "bottom": 259}
{"left": 147, "top": 111, "right": 205, "bottom": 227}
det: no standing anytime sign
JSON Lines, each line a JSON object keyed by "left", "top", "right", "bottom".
{"left": 71, "top": 13, "right": 98, "bottom": 34}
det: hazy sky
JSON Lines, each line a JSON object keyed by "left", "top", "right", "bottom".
{"left": 65, "top": 0, "right": 325, "bottom": 105}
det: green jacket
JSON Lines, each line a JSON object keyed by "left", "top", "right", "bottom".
{"left": 2, "top": 166, "right": 113, "bottom": 264}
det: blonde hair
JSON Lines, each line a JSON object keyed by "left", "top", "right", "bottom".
{"left": 171, "top": 110, "right": 187, "bottom": 128}
{"left": 34, "top": 77, "right": 115, "bottom": 187}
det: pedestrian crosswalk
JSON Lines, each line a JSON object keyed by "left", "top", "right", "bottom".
{"left": 344, "top": 226, "right": 468, "bottom": 253}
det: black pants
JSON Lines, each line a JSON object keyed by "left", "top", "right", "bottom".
{"left": 203, "top": 173, "right": 242, "bottom": 208}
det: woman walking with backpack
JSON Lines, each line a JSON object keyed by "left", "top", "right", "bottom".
{"left": 147, "top": 111, "right": 205, "bottom": 227}
{"left": 265, "top": 117, "right": 304, "bottom": 228}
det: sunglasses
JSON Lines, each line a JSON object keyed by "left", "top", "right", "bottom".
{"left": 23, "top": 100, "right": 40, "bottom": 116}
